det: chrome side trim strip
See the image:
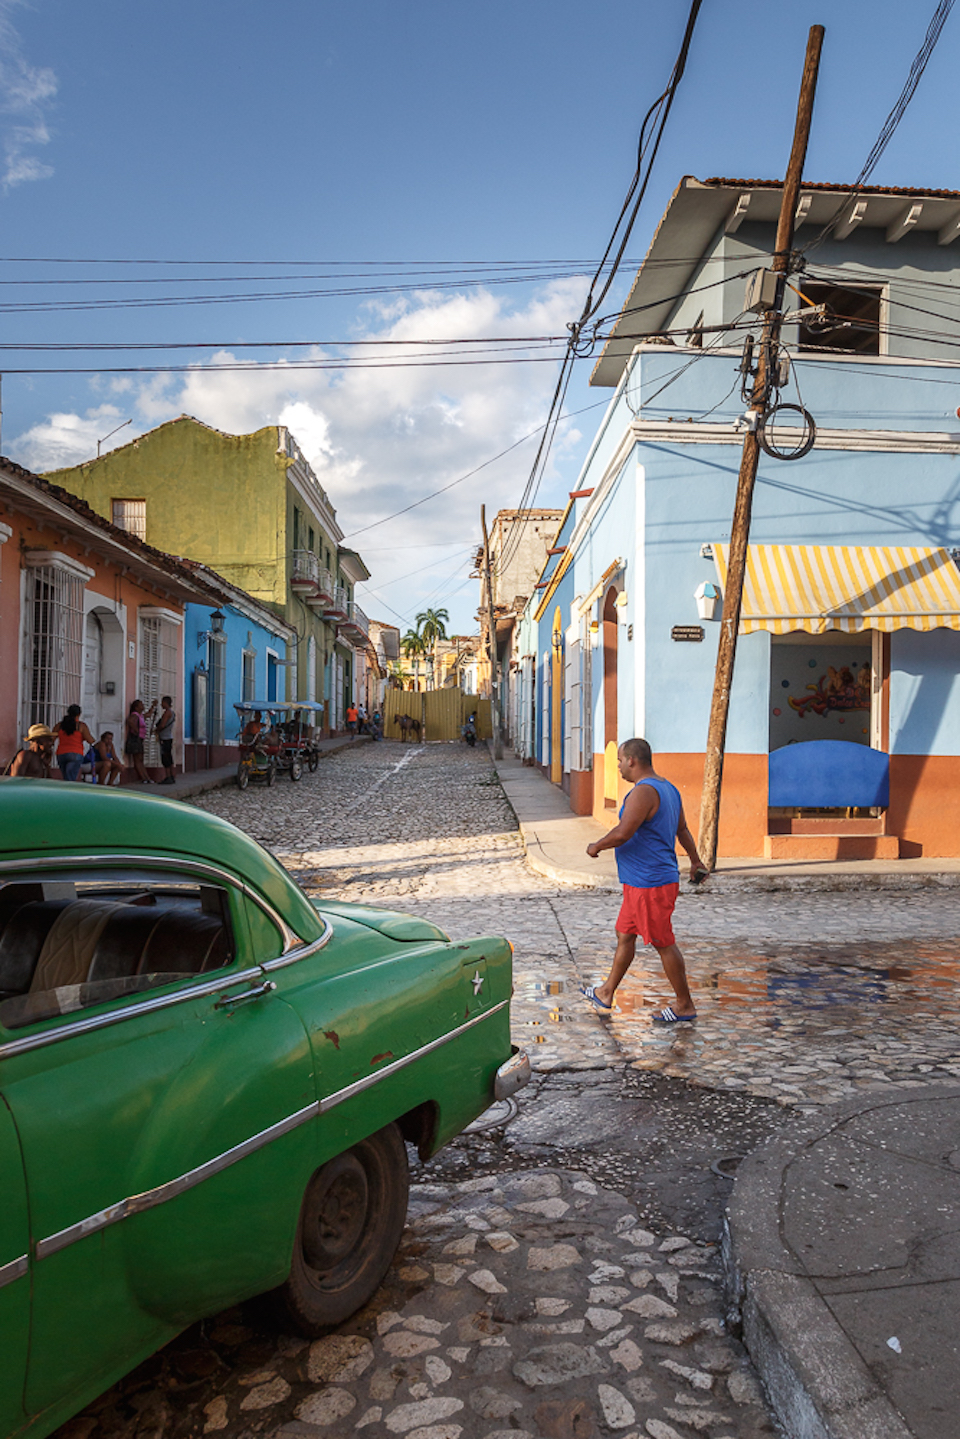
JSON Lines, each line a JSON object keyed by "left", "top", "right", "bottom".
{"left": 34, "top": 1000, "right": 510, "bottom": 1261}
{"left": 0, "top": 967, "right": 264, "bottom": 1059}
{"left": 319, "top": 999, "right": 510, "bottom": 1114}
{"left": 0, "top": 1254, "right": 28, "bottom": 1288}
{"left": 36, "top": 1101, "right": 320, "bottom": 1260}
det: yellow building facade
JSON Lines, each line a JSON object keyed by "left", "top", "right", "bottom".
{"left": 45, "top": 415, "right": 370, "bottom": 731}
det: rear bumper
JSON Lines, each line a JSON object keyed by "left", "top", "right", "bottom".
{"left": 494, "top": 1047, "right": 531, "bottom": 1101}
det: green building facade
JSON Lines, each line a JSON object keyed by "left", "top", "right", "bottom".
{"left": 45, "top": 415, "right": 371, "bottom": 733}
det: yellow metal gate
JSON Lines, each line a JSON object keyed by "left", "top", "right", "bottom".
{"left": 381, "top": 689, "right": 490, "bottom": 741}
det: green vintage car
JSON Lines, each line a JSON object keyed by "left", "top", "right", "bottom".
{"left": 0, "top": 781, "right": 529, "bottom": 1439}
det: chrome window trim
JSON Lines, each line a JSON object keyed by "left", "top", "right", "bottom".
{"left": 35, "top": 1000, "right": 509, "bottom": 1261}
{"left": 0, "top": 854, "right": 331, "bottom": 1055}
{"left": 0, "top": 1254, "right": 28, "bottom": 1289}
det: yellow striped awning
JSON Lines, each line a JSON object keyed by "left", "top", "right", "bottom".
{"left": 712, "top": 544, "right": 960, "bottom": 634}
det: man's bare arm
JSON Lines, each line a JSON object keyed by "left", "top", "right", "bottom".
{"left": 676, "top": 805, "right": 708, "bottom": 879}
{"left": 586, "top": 785, "right": 658, "bottom": 859}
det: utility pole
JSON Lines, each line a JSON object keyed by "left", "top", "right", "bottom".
{"left": 481, "top": 505, "right": 503, "bottom": 760}
{"left": 697, "top": 24, "right": 824, "bottom": 870}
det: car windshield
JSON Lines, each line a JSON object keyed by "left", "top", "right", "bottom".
{"left": 0, "top": 874, "right": 235, "bottom": 1032}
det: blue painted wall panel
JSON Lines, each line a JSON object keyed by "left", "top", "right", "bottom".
{"left": 889, "top": 629, "right": 960, "bottom": 756}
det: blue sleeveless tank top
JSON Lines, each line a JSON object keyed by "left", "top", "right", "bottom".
{"left": 616, "top": 776, "right": 681, "bottom": 888}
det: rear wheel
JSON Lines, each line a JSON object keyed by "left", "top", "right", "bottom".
{"left": 290, "top": 759, "right": 303, "bottom": 782}
{"left": 236, "top": 763, "right": 249, "bottom": 790}
{"left": 266, "top": 763, "right": 277, "bottom": 787}
{"left": 308, "top": 749, "right": 319, "bottom": 772}
{"left": 277, "top": 1123, "right": 409, "bottom": 1334}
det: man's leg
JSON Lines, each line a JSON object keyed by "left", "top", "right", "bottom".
{"left": 594, "top": 931, "right": 637, "bottom": 1008}
{"left": 654, "top": 943, "right": 696, "bottom": 1016}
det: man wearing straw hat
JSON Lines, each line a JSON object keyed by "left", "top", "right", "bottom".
{"left": 8, "top": 725, "right": 57, "bottom": 778}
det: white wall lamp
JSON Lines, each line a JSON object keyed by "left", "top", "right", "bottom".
{"left": 695, "top": 582, "right": 722, "bottom": 621}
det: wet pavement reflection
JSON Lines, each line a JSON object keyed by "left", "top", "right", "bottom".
{"left": 514, "top": 941, "right": 960, "bottom": 1108}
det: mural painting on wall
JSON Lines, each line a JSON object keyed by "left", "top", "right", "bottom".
{"left": 788, "top": 662, "right": 871, "bottom": 719}
{"left": 770, "top": 643, "right": 872, "bottom": 750}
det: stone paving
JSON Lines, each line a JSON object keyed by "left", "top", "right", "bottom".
{"left": 195, "top": 741, "right": 960, "bottom": 1111}
{"left": 63, "top": 741, "right": 960, "bottom": 1439}
{"left": 78, "top": 1168, "right": 776, "bottom": 1439}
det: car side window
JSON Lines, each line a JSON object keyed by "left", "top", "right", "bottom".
{"left": 0, "top": 874, "right": 237, "bottom": 1032}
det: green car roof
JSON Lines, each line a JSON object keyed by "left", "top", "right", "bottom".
{"left": 0, "top": 779, "right": 322, "bottom": 939}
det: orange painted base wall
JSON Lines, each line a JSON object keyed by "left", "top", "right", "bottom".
{"left": 583, "top": 752, "right": 960, "bottom": 859}
{"left": 591, "top": 752, "right": 767, "bottom": 857}
{"left": 887, "top": 755, "right": 960, "bottom": 858}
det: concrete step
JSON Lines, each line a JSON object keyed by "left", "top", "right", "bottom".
{"left": 764, "top": 832, "right": 901, "bottom": 860}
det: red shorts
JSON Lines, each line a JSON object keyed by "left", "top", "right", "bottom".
{"left": 616, "top": 882, "right": 679, "bottom": 948}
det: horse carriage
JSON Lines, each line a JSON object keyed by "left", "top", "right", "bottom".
{"left": 234, "top": 702, "right": 322, "bottom": 789}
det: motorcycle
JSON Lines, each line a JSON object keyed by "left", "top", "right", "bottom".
{"left": 461, "top": 713, "right": 477, "bottom": 748}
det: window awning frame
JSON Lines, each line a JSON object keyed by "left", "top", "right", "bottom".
{"left": 712, "top": 544, "right": 960, "bottom": 635}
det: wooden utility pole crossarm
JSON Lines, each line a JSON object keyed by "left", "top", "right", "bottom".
{"left": 697, "top": 24, "right": 824, "bottom": 870}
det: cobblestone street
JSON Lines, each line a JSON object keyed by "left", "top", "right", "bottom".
{"left": 69, "top": 741, "right": 960, "bottom": 1439}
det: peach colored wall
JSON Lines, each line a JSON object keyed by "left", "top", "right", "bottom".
{"left": 0, "top": 502, "right": 185, "bottom": 768}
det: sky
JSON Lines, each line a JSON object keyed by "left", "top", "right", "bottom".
{"left": 1, "top": 0, "right": 959, "bottom": 632}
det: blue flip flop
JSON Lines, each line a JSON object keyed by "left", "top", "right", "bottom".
{"left": 652, "top": 1005, "right": 697, "bottom": 1024}
{"left": 581, "top": 985, "right": 618, "bottom": 1014}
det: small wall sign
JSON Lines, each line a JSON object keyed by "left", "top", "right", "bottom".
{"left": 671, "top": 625, "right": 705, "bottom": 642}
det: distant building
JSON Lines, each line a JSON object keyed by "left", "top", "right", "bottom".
{"left": 478, "top": 508, "right": 563, "bottom": 747}
{"left": 0, "top": 456, "right": 218, "bottom": 775}
{"left": 44, "top": 415, "right": 371, "bottom": 735}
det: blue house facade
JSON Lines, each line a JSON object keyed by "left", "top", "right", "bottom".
{"left": 181, "top": 564, "right": 295, "bottom": 769}
{"left": 518, "top": 178, "right": 960, "bottom": 860}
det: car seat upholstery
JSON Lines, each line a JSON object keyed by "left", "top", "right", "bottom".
{"left": 0, "top": 900, "right": 74, "bottom": 995}
{"left": 0, "top": 896, "right": 229, "bottom": 1002}
{"left": 30, "top": 901, "right": 129, "bottom": 994}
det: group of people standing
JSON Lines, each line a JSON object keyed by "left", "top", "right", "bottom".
{"left": 7, "top": 697, "right": 177, "bottom": 786}
{"left": 346, "top": 704, "right": 381, "bottom": 739}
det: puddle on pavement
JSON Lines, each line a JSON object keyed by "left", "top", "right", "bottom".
{"left": 511, "top": 942, "right": 960, "bottom": 1102}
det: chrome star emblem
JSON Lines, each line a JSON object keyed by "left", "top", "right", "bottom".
{"left": 471, "top": 970, "right": 484, "bottom": 997}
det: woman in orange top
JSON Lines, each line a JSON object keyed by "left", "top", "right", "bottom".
{"left": 55, "top": 705, "right": 96, "bottom": 782}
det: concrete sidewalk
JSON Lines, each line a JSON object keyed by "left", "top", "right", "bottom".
{"left": 490, "top": 749, "right": 960, "bottom": 892}
{"left": 725, "top": 1085, "right": 960, "bottom": 1439}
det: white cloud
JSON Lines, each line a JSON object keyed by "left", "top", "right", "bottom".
{"left": 0, "top": 1, "right": 56, "bottom": 187}
{"left": 12, "top": 404, "right": 126, "bottom": 471}
{"left": 8, "top": 279, "right": 588, "bottom": 628}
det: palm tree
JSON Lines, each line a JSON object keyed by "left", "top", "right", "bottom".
{"left": 401, "top": 628, "right": 426, "bottom": 691}
{"left": 415, "top": 608, "right": 449, "bottom": 691}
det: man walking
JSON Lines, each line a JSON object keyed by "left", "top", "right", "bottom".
{"left": 582, "top": 737, "right": 707, "bottom": 1024}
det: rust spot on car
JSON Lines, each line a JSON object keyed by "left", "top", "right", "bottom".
{"left": 323, "top": 1030, "right": 340, "bottom": 1049}
{"left": 464, "top": 1005, "right": 471, "bottom": 1020}
{"left": 370, "top": 1052, "right": 394, "bottom": 1066}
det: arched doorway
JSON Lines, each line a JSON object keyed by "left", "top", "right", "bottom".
{"left": 603, "top": 586, "right": 619, "bottom": 805}
{"left": 550, "top": 608, "right": 563, "bottom": 784}
{"left": 83, "top": 606, "right": 124, "bottom": 744}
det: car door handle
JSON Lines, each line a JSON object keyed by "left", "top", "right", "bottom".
{"left": 214, "top": 980, "right": 277, "bottom": 1010}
